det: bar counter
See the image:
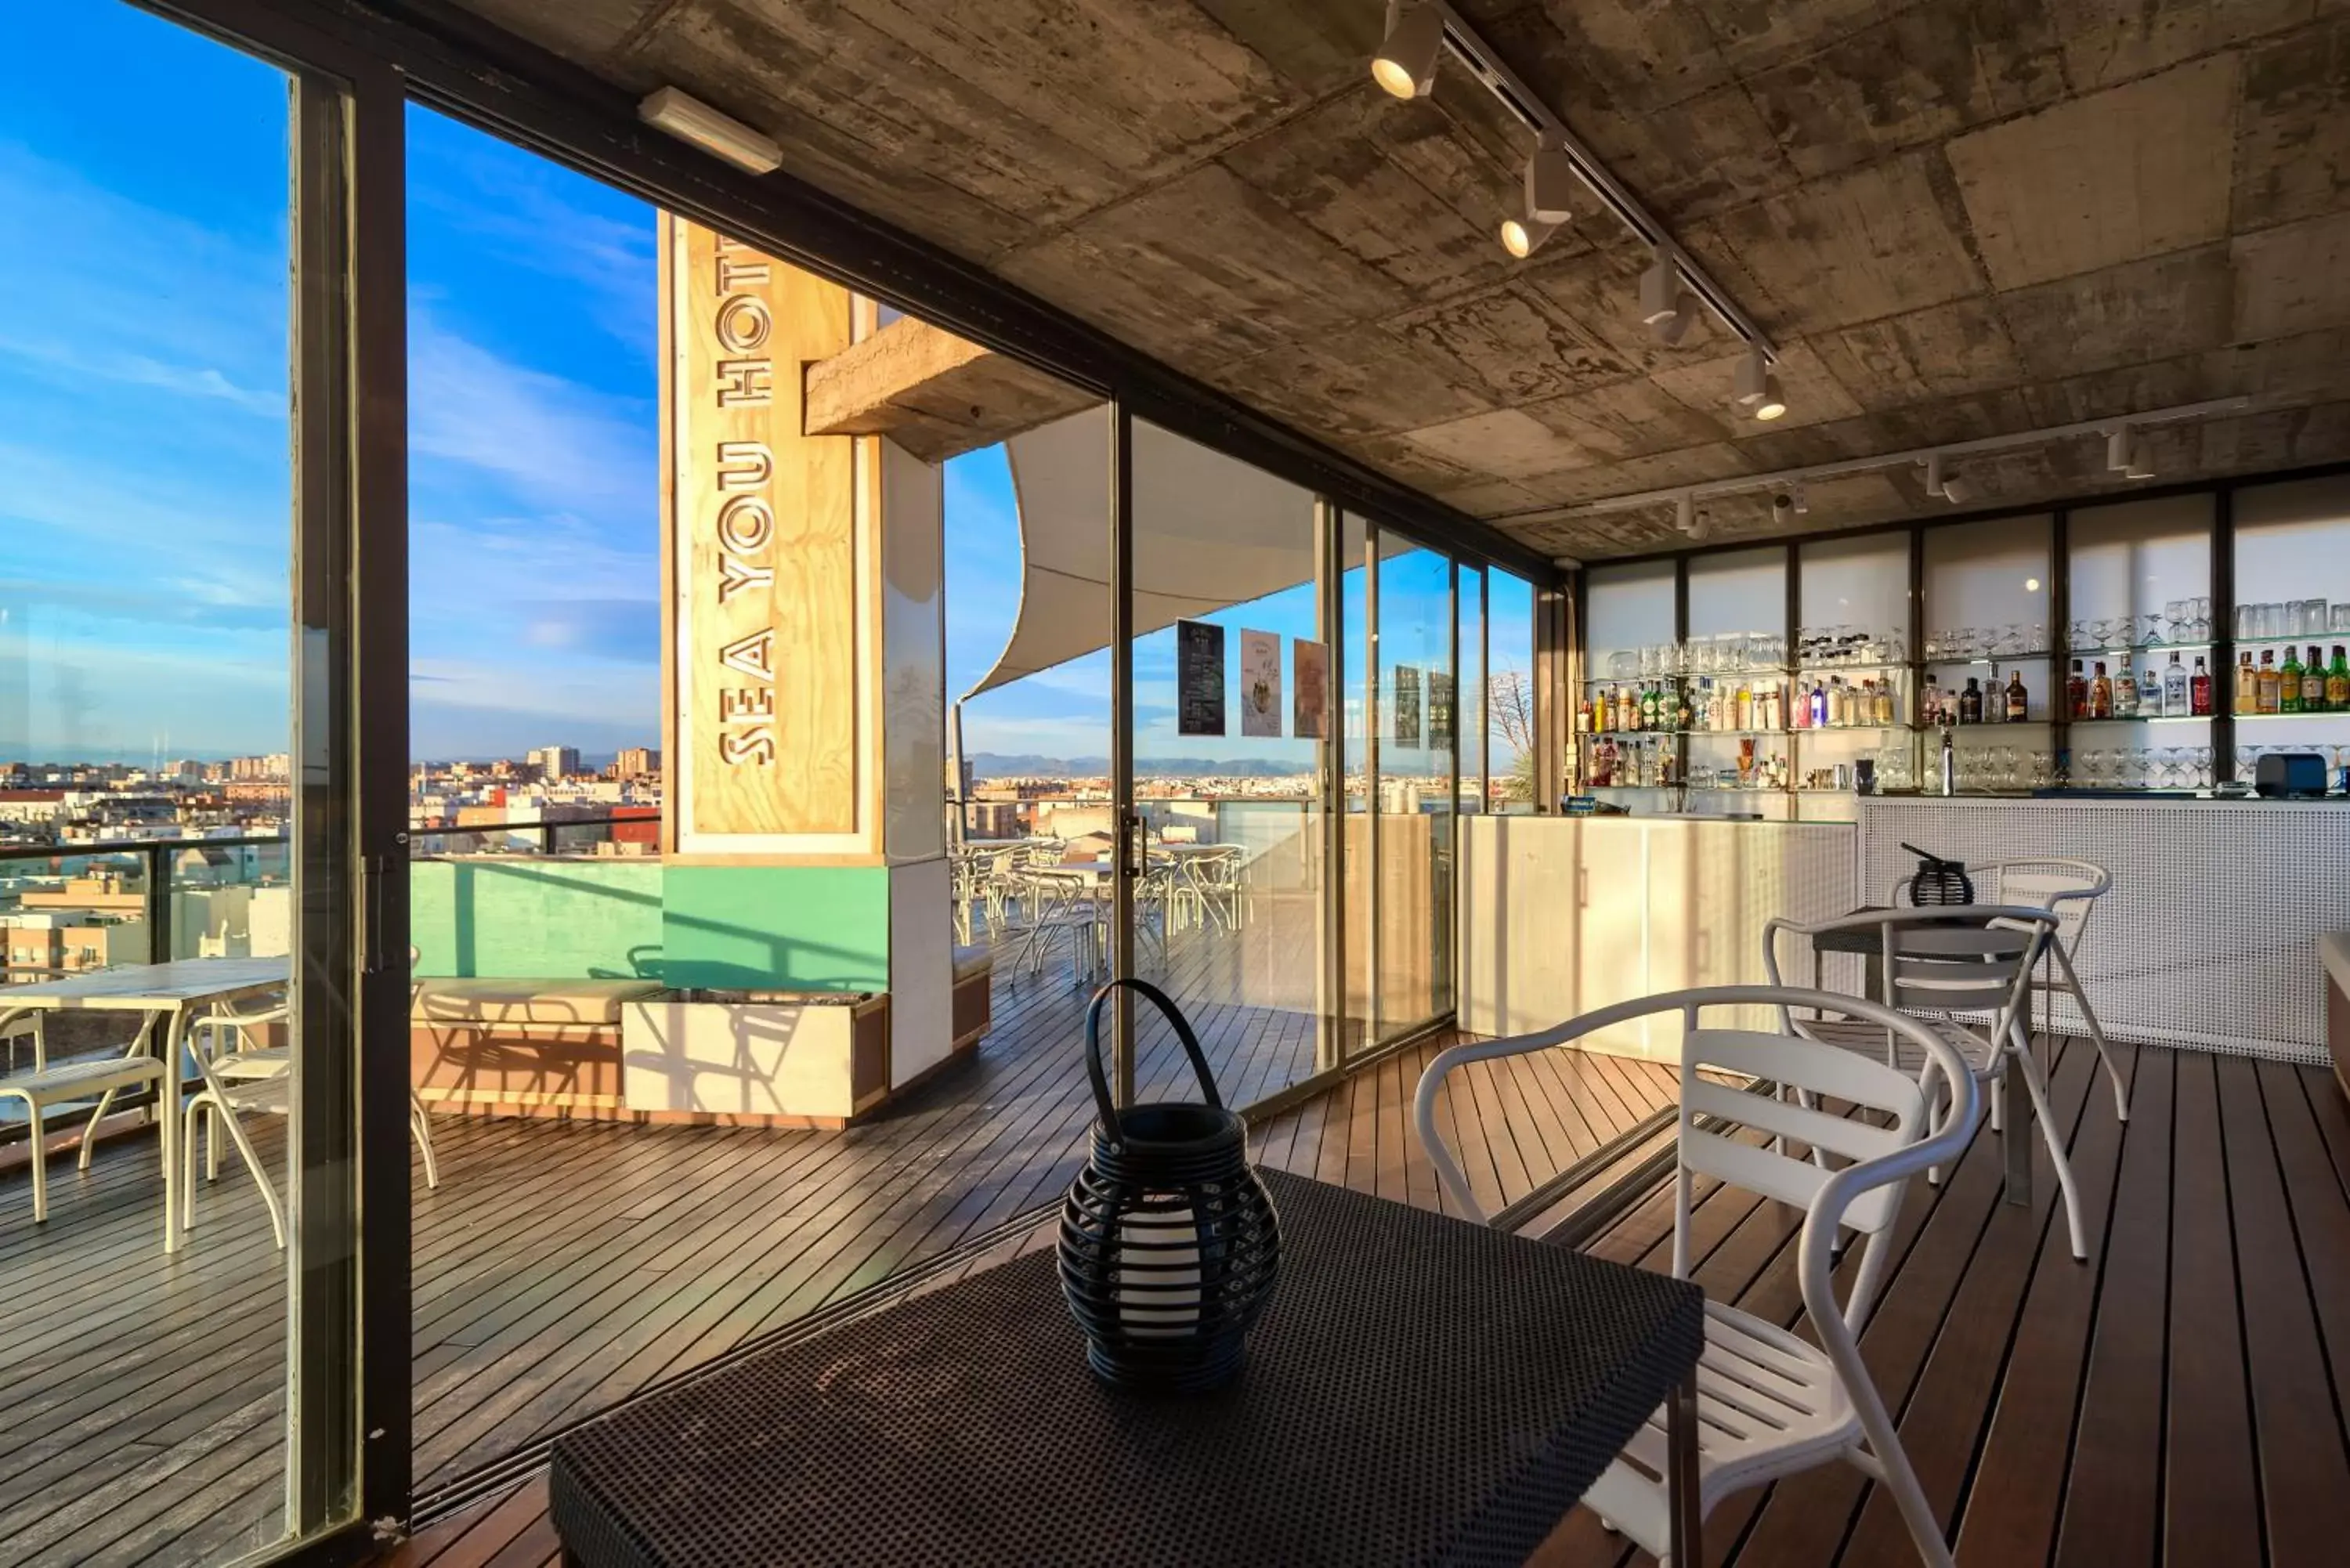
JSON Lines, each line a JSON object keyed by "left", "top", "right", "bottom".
{"left": 1461, "top": 797, "right": 2348, "bottom": 1064}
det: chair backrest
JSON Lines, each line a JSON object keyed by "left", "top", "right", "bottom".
{"left": 1893, "top": 857, "right": 2106, "bottom": 954}
{"left": 1414, "top": 986, "right": 1978, "bottom": 1336}
{"left": 1880, "top": 911, "right": 2048, "bottom": 1017}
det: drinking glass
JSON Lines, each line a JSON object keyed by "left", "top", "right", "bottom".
{"left": 2163, "top": 601, "right": 2186, "bottom": 642}
{"left": 2030, "top": 750, "right": 2053, "bottom": 788}
{"left": 2333, "top": 605, "right": 2350, "bottom": 636}
{"left": 2310, "top": 598, "right": 2330, "bottom": 636}
{"left": 2238, "top": 603, "right": 2260, "bottom": 639}
{"left": 2193, "top": 598, "right": 2212, "bottom": 639}
{"left": 2195, "top": 746, "right": 2215, "bottom": 789}
{"left": 2137, "top": 612, "right": 2164, "bottom": 647}
{"left": 2261, "top": 602, "right": 2285, "bottom": 639}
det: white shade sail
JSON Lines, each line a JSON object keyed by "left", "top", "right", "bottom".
{"left": 967, "top": 407, "right": 1404, "bottom": 699}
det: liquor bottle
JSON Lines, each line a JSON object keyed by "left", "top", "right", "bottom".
{"left": 2282, "top": 646, "right": 2305, "bottom": 714}
{"left": 2330, "top": 647, "right": 2350, "bottom": 714}
{"left": 1594, "top": 737, "right": 1617, "bottom": 786}
{"left": 2235, "top": 651, "right": 2258, "bottom": 715}
{"left": 1923, "top": 672, "right": 1943, "bottom": 728}
{"left": 2005, "top": 669, "right": 2029, "bottom": 723}
{"left": 2191, "top": 655, "right": 2214, "bottom": 717}
{"left": 2163, "top": 652, "right": 2188, "bottom": 718}
{"left": 2303, "top": 647, "right": 2326, "bottom": 714}
{"left": 1577, "top": 697, "right": 1594, "bottom": 733}
{"left": 2114, "top": 663, "right": 2138, "bottom": 717}
{"left": 1876, "top": 678, "right": 1896, "bottom": 727}
{"left": 1810, "top": 679, "right": 1828, "bottom": 730}
{"left": 2258, "top": 650, "right": 2281, "bottom": 714}
{"left": 1677, "top": 685, "right": 1694, "bottom": 732}
{"left": 2142, "top": 662, "right": 2164, "bottom": 717}
{"left": 2089, "top": 661, "right": 2113, "bottom": 720}
{"left": 1960, "top": 676, "right": 1983, "bottom": 724}
{"left": 1639, "top": 682, "right": 1658, "bottom": 730}
{"left": 2066, "top": 659, "right": 2088, "bottom": 720}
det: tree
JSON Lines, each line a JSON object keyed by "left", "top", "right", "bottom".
{"left": 1487, "top": 668, "right": 1536, "bottom": 802}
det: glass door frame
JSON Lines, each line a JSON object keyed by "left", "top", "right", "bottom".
{"left": 149, "top": 1, "right": 415, "bottom": 1558}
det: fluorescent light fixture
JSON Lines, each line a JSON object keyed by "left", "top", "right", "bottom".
{"left": 1524, "top": 139, "right": 1576, "bottom": 224}
{"left": 1372, "top": 2, "right": 1444, "bottom": 99}
{"left": 639, "top": 86, "right": 781, "bottom": 175}
{"left": 1638, "top": 246, "right": 1681, "bottom": 326}
{"left": 1499, "top": 215, "right": 1560, "bottom": 258}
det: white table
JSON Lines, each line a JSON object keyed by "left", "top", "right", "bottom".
{"left": 0, "top": 956, "right": 289, "bottom": 1251}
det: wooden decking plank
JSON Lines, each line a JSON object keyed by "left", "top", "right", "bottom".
{"left": 2214, "top": 1053, "right": 2350, "bottom": 1567}
{"left": 2161, "top": 1050, "right": 2261, "bottom": 1568}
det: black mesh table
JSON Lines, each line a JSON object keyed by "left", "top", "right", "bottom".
{"left": 550, "top": 1169, "right": 1704, "bottom": 1568}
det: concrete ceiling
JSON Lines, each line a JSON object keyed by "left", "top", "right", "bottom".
{"left": 446, "top": 0, "right": 2350, "bottom": 560}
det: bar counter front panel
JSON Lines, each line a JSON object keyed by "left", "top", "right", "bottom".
{"left": 1461, "top": 801, "right": 2342, "bottom": 1065}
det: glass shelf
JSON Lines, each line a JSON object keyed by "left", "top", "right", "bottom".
{"left": 2233, "top": 634, "right": 2350, "bottom": 652}
{"left": 1795, "top": 660, "right": 1911, "bottom": 675}
{"left": 1791, "top": 723, "right": 1907, "bottom": 734}
{"left": 2064, "top": 713, "right": 2215, "bottom": 724}
{"left": 2066, "top": 641, "right": 2214, "bottom": 657}
{"left": 1922, "top": 651, "right": 2052, "bottom": 666}
{"left": 2233, "top": 709, "right": 2350, "bottom": 721}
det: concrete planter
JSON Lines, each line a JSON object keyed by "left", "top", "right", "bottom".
{"left": 621, "top": 988, "right": 890, "bottom": 1125}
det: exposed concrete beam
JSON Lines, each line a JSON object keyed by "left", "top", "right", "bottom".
{"left": 804, "top": 316, "right": 1100, "bottom": 464}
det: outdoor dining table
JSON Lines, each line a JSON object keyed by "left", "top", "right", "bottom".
{"left": 0, "top": 955, "right": 289, "bottom": 1251}
{"left": 551, "top": 1167, "right": 1705, "bottom": 1567}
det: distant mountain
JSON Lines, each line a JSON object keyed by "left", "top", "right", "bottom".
{"left": 967, "top": 752, "right": 1307, "bottom": 781}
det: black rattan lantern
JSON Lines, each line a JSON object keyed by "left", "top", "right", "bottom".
{"left": 1058, "top": 978, "right": 1281, "bottom": 1393}
{"left": 1902, "top": 842, "right": 1976, "bottom": 906}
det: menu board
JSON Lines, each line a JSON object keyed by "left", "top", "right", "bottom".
{"left": 1392, "top": 665, "right": 1423, "bottom": 749}
{"left": 1292, "top": 640, "right": 1329, "bottom": 739}
{"left": 1238, "top": 630, "right": 1282, "bottom": 739}
{"left": 1177, "top": 620, "right": 1226, "bottom": 737}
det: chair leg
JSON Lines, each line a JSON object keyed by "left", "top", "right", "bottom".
{"left": 2011, "top": 1029, "right": 2089, "bottom": 1262}
{"left": 24, "top": 1101, "right": 47, "bottom": 1225}
{"left": 209, "top": 1100, "right": 288, "bottom": 1250}
{"left": 78, "top": 1087, "right": 118, "bottom": 1170}
{"left": 183, "top": 1100, "right": 202, "bottom": 1232}
{"left": 2053, "top": 948, "right": 2128, "bottom": 1122}
{"left": 410, "top": 1091, "right": 441, "bottom": 1189}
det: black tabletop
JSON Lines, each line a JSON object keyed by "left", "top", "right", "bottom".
{"left": 550, "top": 1168, "right": 1703, "bottom": 1568}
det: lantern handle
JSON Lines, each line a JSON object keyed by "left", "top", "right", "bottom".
{"left": 1082, "top": 977, "right": 1224, "bottom": 1132}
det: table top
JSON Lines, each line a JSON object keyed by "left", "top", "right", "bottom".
{"left": 551, "top": 1169, "right": 1703, "bottom": 1568}
{"left": 0, "top": 956, "right": 289, "bottom": 1010}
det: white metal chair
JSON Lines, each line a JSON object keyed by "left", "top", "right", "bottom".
{"left": 1766, "top": 905, "right": 2092, "bottom": 1262}
{"left": 1414, "top": 985, "right": 1980, "bottom": 1568}
{"left": 1889, "top": 857, "right": 2127, "bottom": 1124}
{"left": 0, "top": 1004, "right": 179, "bottom": 1241}
{"left": 183, "top": 983, "right": 443, "bottom": 1248}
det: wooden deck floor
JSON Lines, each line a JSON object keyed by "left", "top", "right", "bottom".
{"left": 0, "top": 921, "right": 1678, "bottom": 1566}
{"left": 392, "top": 1036, "right": 2350, "bottom": 1568}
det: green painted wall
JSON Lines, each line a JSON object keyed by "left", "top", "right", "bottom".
{"left": 410, "top": 859, "right": 665, "bottom": 980}
{"left": 659, "top": 865, "right": 891, "bottom": 992}
{"left": 410, "top": 858, "right": 891, "bottom": 990}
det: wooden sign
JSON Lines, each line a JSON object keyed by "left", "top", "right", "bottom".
{"left": 662, "top": 216, "right": 862, "bottom": 851}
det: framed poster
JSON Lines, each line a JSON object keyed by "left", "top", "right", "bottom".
{"left": 1430, "top": 671, "right": 1455, "bottom": 749}
{"left": 1393, "top": 665, "right": 1423, "bottom": 750}
{"left": 1239, "top": 630, "right": 1282, "bottom": 739}
{"left": 1292, "top": 640, "right": 1329, "bottom": 739}
{"left": 1177, "top": 620, "right": 1227, "bottom": 737}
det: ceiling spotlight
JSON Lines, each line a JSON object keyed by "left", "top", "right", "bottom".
{"left": 1639, "top": 245, "right": 1682, "bottom": 326}
{"left": 1922, "top": 452, "right": 1945, "bottom": 498}
{"left": 1791, "top": 480, "right": 1810, "bottom": 515}
{"left": 1676, "top": 491, "right": 1695, "bottom": 533}
{"left": 1372, "top": 2, "right": 1444, "bottom": 99}
{"left": 1499, "top": 215, "right": 1560, "bottom": 258}
{"left": 1524, "top": 139, "right": 1576, "bottom": 224}
{"left": 1771, "top": 492, "right": 1794, "bottom": 525}
{"left": 639, "top": 86, "right": 783, "bottom": 175}
{"left": 1940, "top": 471, "right": 1976, "bottom": 506}
{"left": 1735, "top": 348, "right": 1788, "bottom": 421}
{"left": 2124, "top": 438, "right": 2154, "bottom": 481}
{"left": 2105, "top": 423, "right": 2135, "bottom": 473}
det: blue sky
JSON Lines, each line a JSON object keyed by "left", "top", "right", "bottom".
{"left": 0, "top": 0, "right": 1528, "bottom": 774}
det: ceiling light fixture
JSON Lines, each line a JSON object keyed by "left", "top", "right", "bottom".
{"left": 1922, "top": 453, "right": 1946, "bottom": 499}
{"left": 1734, "top": 345, "right": 1788, "bottom": 421}
{"left": 1638, "top": 246, "right": 1682, "bottom": 326}
{"left": 638, "top": 86, "right": 783, "bottom": 175}
{"left": 1791, "top": 480, "right": 1810, "bottom": 515}
{"left": 2104, "top": 424, "right": 2135, "bottom": 473}
{"left": 1372, "top": 2, "right": 1444, "bottom": 99}
{"left": 1499, "top": 215, "right": 1560, "bottom": 258}
{"left": 1940, "top": 471, "right": 1976, "bottom": 506}
{"left": 1676, "top": 492, "right": 1695, "bottom": 534}
{"left": 1523, "top": 138, "right": 1576, "bottom": 225}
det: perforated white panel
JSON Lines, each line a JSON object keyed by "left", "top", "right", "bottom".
{"left": 1859, "top": 799, "right": 2345, "bottom": 1063}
